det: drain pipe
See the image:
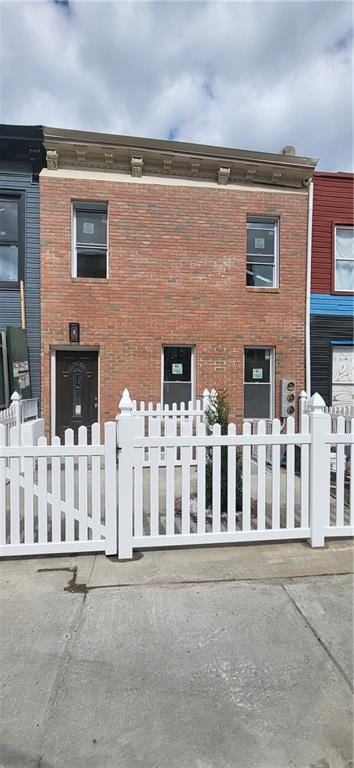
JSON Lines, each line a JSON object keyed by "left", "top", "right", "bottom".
{"left": 305, "top": 179, "right": 314, "bottom": 396}
{"left": 20, "top": 279, "right": 26, "bottom": 330}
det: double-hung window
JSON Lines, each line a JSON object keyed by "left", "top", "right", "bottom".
{"left": 0, "top": 193, "right": 24, "bottom": 287}
{"left": 246, "top": 218, "right": 278, "bottom": 288}
{"left": 244, "top": 347, "right": 274, "bottom": 419}
{"left": 73, "top": 203, "right": 108, "bottom": 278}
{"left": 334, "top": 226, "right": 354, "bottom": 292}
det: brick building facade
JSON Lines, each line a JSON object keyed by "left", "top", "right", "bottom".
{"left": 40, "top": 128, "right": 316, "bottom": 437}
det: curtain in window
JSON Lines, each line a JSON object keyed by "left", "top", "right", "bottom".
{"left": 336, "top": 229, "right": 354, "bottom": 290}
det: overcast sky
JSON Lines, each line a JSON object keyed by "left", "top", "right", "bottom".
{"left": 0, "top": 0, "right": 353, "bottom": 170}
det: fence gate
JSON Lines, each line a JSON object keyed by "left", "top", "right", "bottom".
{"left": 0, "top": 421, "right": 117, "bottom": 557}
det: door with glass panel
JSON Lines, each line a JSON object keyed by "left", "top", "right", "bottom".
{"left": 163, "top": 346, "right": 194, "bottom": 407}
{"left": 55, "top": 351, "right": 98, "bottom": 441}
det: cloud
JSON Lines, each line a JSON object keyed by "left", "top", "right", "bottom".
{"left": 0, "top": 0, "right": 352, "bottom": 170}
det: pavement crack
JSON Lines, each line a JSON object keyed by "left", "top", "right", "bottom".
{"left": 36, "top": 584, "right": 88, "bottom": 764}
{"left": 282, "top": 583, "right": 354, "bottom": 694}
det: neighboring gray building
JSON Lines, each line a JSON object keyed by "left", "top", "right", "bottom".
{"left": 0, "top": 125, "right": 45, "bottom": 406}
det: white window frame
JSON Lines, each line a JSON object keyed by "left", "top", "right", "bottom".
{"left": 161, "top": 345, "right": 196, "bottom": 407}
{"left": 72, "top": 201, "right": 108, "bottom": 279}
{"left": 334, "top": 225, "right": 354, "bottom": 293}
{"left": 243, "top": 346, "right": 275, "bottom": 420}
{"left": 246, "top": 217, "right": 279, "bottom": 289}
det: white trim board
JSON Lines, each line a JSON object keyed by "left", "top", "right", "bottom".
{"left": 41, "top": 168, "right": 307, "bottom": 195}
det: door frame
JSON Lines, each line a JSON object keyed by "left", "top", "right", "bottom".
{"left": 51, "top": 346, "right": 100, "bottom": 439}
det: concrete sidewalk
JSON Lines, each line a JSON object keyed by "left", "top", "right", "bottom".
{"left": 1, "top": 541, "right": 353, "bottom": 768}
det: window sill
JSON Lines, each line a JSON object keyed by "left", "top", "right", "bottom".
{"left": 245, "top": 287, "right": 280, "bottom": 294}
{"left": 0, "top": 283, "right": 21, "bottom": 291}
{"left": 70, "top": 277, "right": 109, "bottom": 284}
{"left": 331, "top": 290, "right": 354, "bottom": 296}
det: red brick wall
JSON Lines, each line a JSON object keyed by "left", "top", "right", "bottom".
{"left": 40, "top": 175, "right": 308, "bottom": 430}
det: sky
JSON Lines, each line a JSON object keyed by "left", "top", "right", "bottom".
{"left": 0, "top": 0, "right": 353, "bottom": 171}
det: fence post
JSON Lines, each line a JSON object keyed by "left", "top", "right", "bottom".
{"left": 202, "top": 389, "right": 210, "bottom": 426}
{"left": 298, "top": 390, "right": 308, "bottom": 432}
{"left": 117, "top": 389, "right": 134, "bottom": 559}
{"left": 11, "top": 391, "right": 22, "bottom": 439}
{"left": 104, "top": 422, "right": 118, "bottom": 556}
{"left": 309, "top": 392, "right": 331, "bottom": 547}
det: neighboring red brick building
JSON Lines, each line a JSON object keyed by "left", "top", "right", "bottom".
{"left": 40, "top": 128, "right": 316, "bottom": 438}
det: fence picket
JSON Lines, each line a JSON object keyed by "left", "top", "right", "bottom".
{"left": 335, "top": 415, "right": 345, "bottom": 527}
{"left": 149, "top": 415, "right": 160, "bottom": 536}
{"left": 64, "top": 429, "right": 75, "bottom": 541}
{"left": 165, "top": 416, "right": 176, "bottom": 536}
{"left": 10, "top": 426, "right": 20, "bottom": 545}
{"left": 91, "top": 423, "right": 101, "bottom": 541}
{"left": 300, "top": 413, "right": 309, "bottom": 529}
{"left": 38, "top": 435, "right": 48, "bottom": 544}
{"left": 227, "top": 423, "right": 236, "bottom": 532}
{"left": 271, "top": 419, "right": 281, "bottom": 529}
{"left": 51, "top": 436, "right": 61, "bottom": 543}
{"left": 212, "top": 423, "right": 221, "bottom": 533}
{"left": 181, "top": 416, "right": 192, "bottom": 535}
{"left": 23, "top": 425, "right": 34, "bottom": 545}
{"left": 78, "top": 426, "right": 88, "bottom": 541}
{"left": 286, "top": 417, "right": 295, "bottom": 529}
{"left": 197, "top": 421, "right": 206, "bottom": 534}
{"left": 256, "top": 420, "right": 266, "bottom": 530}
{"left": 133, "top": 414, "right": 144, "bottom": 537}
{"left": 0, "top": 425, "right": 6, "bottom": 546}
{"left": 242, "top": 422, "right": 251, "bottom": 531}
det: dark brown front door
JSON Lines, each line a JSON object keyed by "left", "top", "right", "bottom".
{"left": 55, "top": 351, "right": 98, "bottom": 441}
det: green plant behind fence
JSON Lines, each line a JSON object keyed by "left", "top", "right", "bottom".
{"left": 205, "top": 388, "right": 242, "bottom": 512}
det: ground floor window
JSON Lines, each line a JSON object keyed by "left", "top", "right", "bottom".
{"left": 332, "top": 344, "right": 354, "bottom": 407}
{"left": 162, "top": 346, "right": 194, "bottom": 407}
{"left": 244, "top": 347, "right": 273, "bottom": 419}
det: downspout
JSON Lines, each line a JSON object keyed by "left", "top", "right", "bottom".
{"left": 305, "top": 179, "right": 314, "bottom": 396}
{"left": 20, "top": 279, "right": 26, "bottom": 330}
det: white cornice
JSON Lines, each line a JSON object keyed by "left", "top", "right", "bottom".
{"left": 42, "top": 129, "right": 317, "bottom": 190}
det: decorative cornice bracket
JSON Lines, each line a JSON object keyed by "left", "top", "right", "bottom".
{"left": 75, "top": 146, "right": 87, "bottom": 164}
{"left": 131, "top": 157, "right": 143, "bottom": 177}
{"left": 218, "top": 167, "right": 230, "bottom": 185}
{"left": 163, "top": 158, "right": 172, "bottom": 174}
{"left": 104, "top": 152, "right": 114, "bottom": 168}
{"left": 46, "top": 150, "right": 59, "bottom": 170}
{"left": 272, "top": 171, "right": 282, "bottom": 184}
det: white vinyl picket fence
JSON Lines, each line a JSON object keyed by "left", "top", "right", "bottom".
{"left": 117, "top": 389, "right": 354, "bottom": 559}
{"left": 0, "top": 389, "right": 353, "bottom": 559}
{"left": 0, "top": 421, "right": 117, "bottom": 557}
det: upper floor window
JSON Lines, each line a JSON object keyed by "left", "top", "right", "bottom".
{"left": 246, "top": 218, "right": 278, "bottom": 288}
{"left": 335, "top": 226, "right": 354, "bottom": 292}
{"left": 0, "top": 193, "right": 24, "bottom": 288}
{"left": 72, "top": 203, "right": 108, "bottom": 279}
